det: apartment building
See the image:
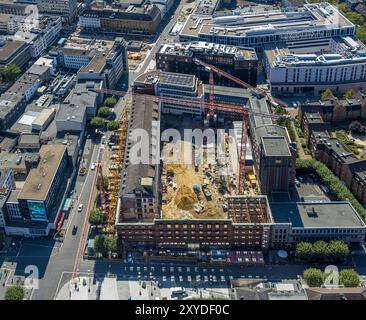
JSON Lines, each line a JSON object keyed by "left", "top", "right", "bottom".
{"left": 300, "top": 96, "right": 366, "bottom": 124}
{"left": 0, "top": 169, "right": 15, "bottom": 228}
{"left": 5, "top": 145, "right": 68, "bottom": 237}
{"left": 14, "top": 15, "right": 62, "bottom": 58}
{"left": 36, "top": 0, "right": 77, "bottom": 19}
{"left": 156, "top": 42, "right": 258, "bottom": 86}
{"left": 117, "top": 195, "right": 273, "bottom": 250}
{"left": 79, "top": 4, "right": 162, "bottom": 34}
{"left": 50, "top": 37, "right": 128, "bottom": 89}
{"left": 300, "top": 106, "right": 366, "bottom": 205}
{"left": 0, "top": 38, "right": 31, "bottom": 70}
{"left": 264, "top": 37, "right": 366, "bottom": 95}
{"left": 248, "top": 98, "right": 296, "bottom": 195}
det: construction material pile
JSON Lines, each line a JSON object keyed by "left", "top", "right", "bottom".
{"left": 174, "top": 185, "right": 197, "bottom": 210}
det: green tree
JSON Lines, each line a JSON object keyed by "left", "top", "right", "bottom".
{"left": 103, "top": 176, "right": 109, "bottom": 189}
{"left": 107, "top": 120, "right": 120, "bottom": 131}
{"left": 94, "top": 235, "right": 107, "bottom": 255}
{"left": 343, "top": 89, "right": 355, "bottom": 99}
{"left": 321, "top": 88, "right": 333, "bottom": 101}
{"left": 303, "top": 268, "right": 325, "bottom": 287}
{"left": 88, "top": 208, "right": 104, "bottom": 226}
{"left": 4, "top": 64, "right": 21, "bottom": 82}
{"left": 90, "top": 116, "right": 105, "bottom": 128}
{"left": 312, "top": 240, "right": 328, "bottom": 260}
{"left": 295, "top": 242, "right": 314, "bottom": 260}
{"left": 5, "top": 285, "right": 25, "bottom": 300}
{"left": 339, "top": 269, "right": 360, "bottom": 287}
{"left": 104, "top": 97, "right": 117, "bottom": 107}
{"left": 105, "top": 235, "right": 118, "bottom": 253}
{"left": 98, "top": 107, "right": 112, "bottom": 118}
{"left": 327, "top": 240, "right": 349, "bottom": 261}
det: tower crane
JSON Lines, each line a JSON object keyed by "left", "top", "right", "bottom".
{"left": 191, "top": 58, "right": 289, "bottom": 194}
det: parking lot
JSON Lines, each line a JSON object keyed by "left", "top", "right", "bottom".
{"left": 293, "top": 173, "right": 334, "bottom": 202}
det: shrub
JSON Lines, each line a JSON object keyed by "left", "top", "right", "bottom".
{"left": 5, "top": 286, "right": 25, "bottom": 300}
{"left": 107, "top": 120, "right": 120, "bottom": 131}
{"left": 90, "top": 116, "right": 105, "bottom": 128}
{"left": 104, "top": 97, "right": 117, "bottom": 107}
{"left": 89, "top": 208, "right": 104, "bottom": 226}
{"left": 98, "top": 107, "right": 112, "bottom": 118}
{"left": 339, "top": 269, "right": 360, "bottom": 287}
{"left": 303, "top": 268, "right": 325, "bottom": 287}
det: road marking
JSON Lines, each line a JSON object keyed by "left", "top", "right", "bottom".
{"left": 71, "top": 145, "right": 101, "bottom": 280}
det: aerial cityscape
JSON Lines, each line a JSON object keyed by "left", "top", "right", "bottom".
{"left": 0, "top": 0, "right": 366, "bottom": 304}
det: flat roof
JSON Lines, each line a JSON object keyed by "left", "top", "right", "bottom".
{"left": 262, "top": 136, "right": 291, "bottom": 157}
{"left": 135, "top": 70, "right": 196, "bottom": 88}
{"left": 18, "top": 144, "right": 67, "bottom": 201}
{"left": 270, "top": 201, "right": 365, "bottom": 228}
{"left": 0, "top": 39, "right": 26, "bottom": 63}
{"left": 180, "top": 3, "right": 354, "bottom": 39}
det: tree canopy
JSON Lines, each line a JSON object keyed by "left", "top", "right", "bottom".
{"left": 107, "top": 120, "right": 120, "bottom": 131}
{"left": 5, "top": 285, "right": 25, "bottom": 300}
{"left": 4, "top": 64, "right": 21, "bottom": 82}
{"left": 104, "top": 97, "right": 117, "bottom": 107}
{"left": 98, "top": 107, "right": 112, "bottom": 118}
{"left": 295, "top": 240, "right": 349, "bottom": 262}
{"left": 90, "top": 116, "right": 105, "bottom": 128}
{"left": 105, "top": 235, "right": 118, "bottom": 253}
{"left": 94, "top": 235, "right": 107, "bottom": 255}
{"left": 88, "top": 208, "right": 104, "bottom": 226}
{"left": 321, "top": 88, "right": 333, "bottom": 101}
{"left": 303, "top": 268, "right": 325, "bottom": 287}
{"left": 339, "top": 269, "right": 360, "bottom": 287}
{"left": 343, "top": 89, "right": 355, "bottom": 100}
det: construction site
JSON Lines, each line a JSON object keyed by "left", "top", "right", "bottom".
{"left": 161, "top": 114, "right": 255, "bottom": 220}
{"left": 99, "top": 58, "right": 295, "bottom": 250}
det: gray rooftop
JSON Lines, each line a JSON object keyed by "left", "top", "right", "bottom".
{"left": 55, "top": 104, "right": 86, "bottom": 124}
{"left": 262, "top": 136, "right": 291, "bottom": 157}
{"left": 270, "top": 201, "right": 365, "bottom": 228}
{"left": 119, "top": 95, "right": 160, "bottom": 197}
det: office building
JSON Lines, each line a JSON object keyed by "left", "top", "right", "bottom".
{"left": 156, "top": 42, "right": 258, "bottom": 86}
{"left": 5, "top": 144, "right": 68, "bottom": 237}
{"left": 264, "top": 37, "right": 366, "bottom": 95}
{"left": 270, "top": 201, "right": 366, "bottom": 246}
{"left": 79, "top": 4, "right": 162, "bottom": 34}
{"left": 178, "top": 3, "right": 355, "bottom": 48}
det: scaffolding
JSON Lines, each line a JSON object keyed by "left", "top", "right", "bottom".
{"left": 103, "top": 103, "right": 130, "bottom": 233}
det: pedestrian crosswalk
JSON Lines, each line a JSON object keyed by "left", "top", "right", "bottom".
{"left": 122, "top": 265, "right": 233, "bottom": 284}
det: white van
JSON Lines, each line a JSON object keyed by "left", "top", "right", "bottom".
{"left": 170, "top": 287, "right": 187, "bottom": 297}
